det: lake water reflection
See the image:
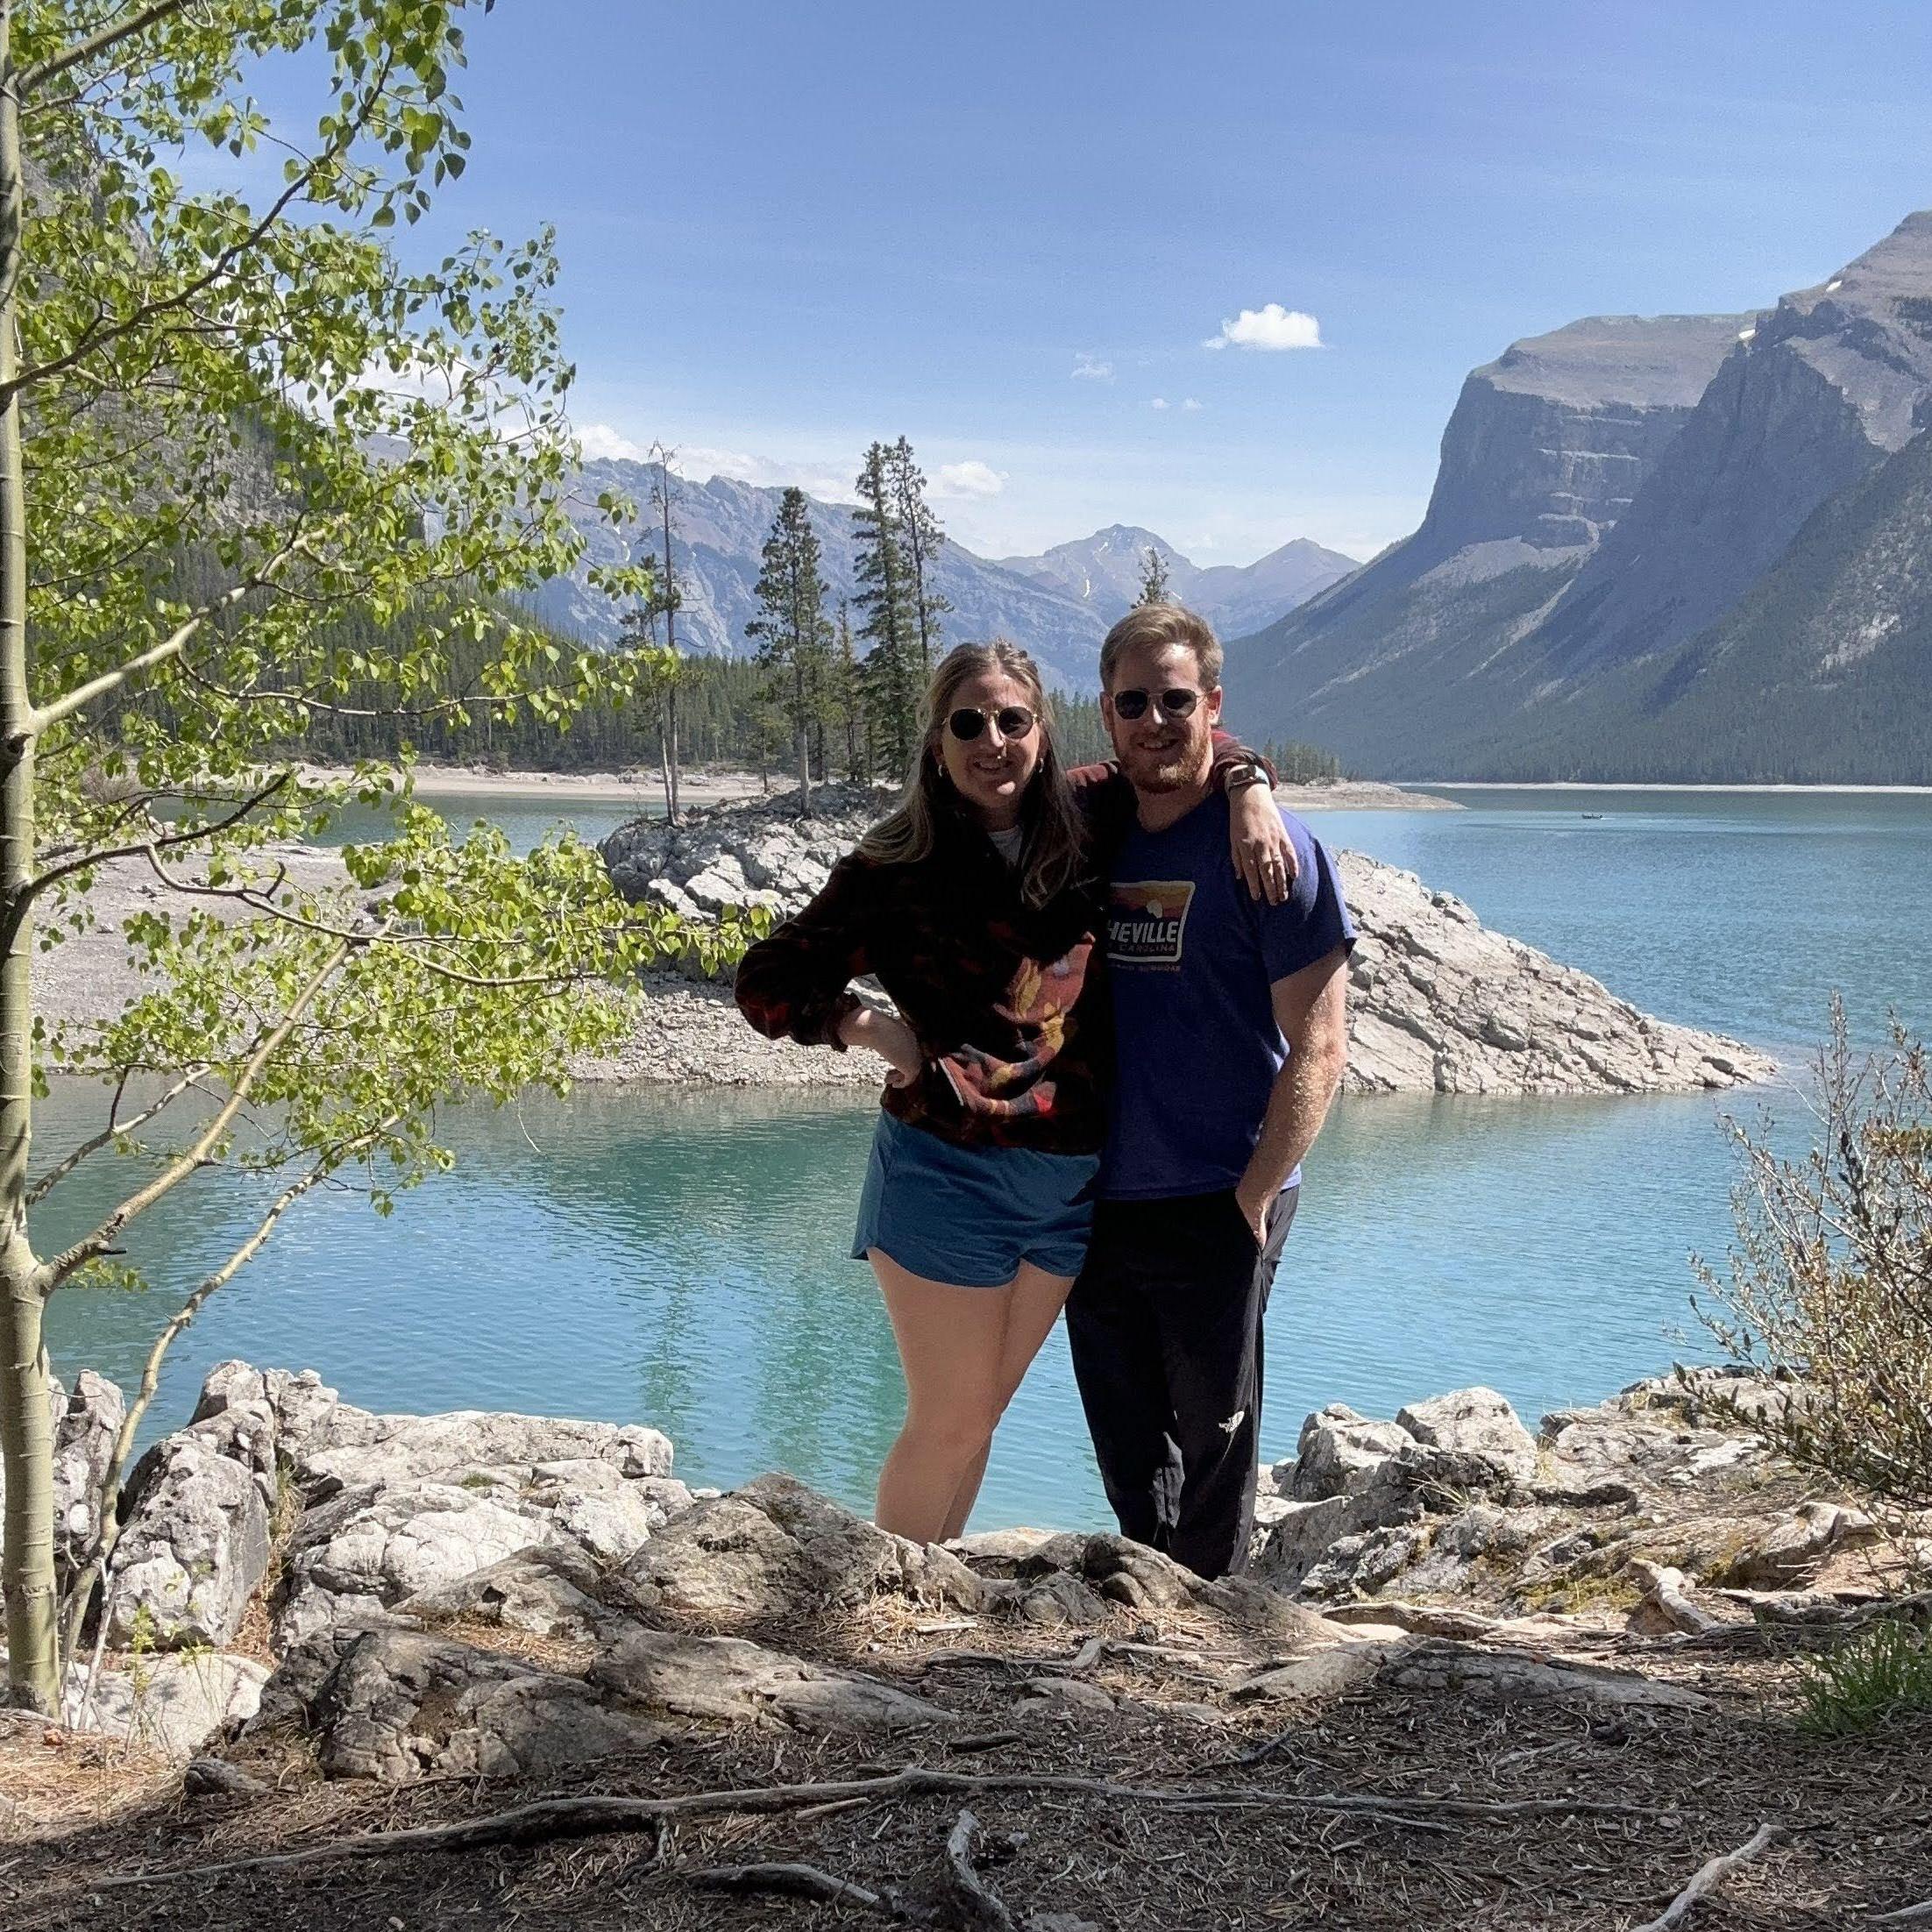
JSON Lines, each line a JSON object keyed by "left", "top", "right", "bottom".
{"left": 35, "top": 786, "right": 1932, "bottom": 1531}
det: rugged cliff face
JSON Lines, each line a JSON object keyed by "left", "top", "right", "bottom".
{"left": 1227, "top": 210, "right": 1932, "bottom": 779}
{"left": 1535, "top": 211, "right": 1932, "bottom": 678}
{"left": 1223, "top": 314, "right": 1745, "bottom": 769}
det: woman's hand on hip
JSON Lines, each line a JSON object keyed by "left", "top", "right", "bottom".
{"left": 1228, "top": 779, "right": 1296, "bottom": 904}
{"left": 841, "top": 1006, "right": 925, "bottom": 1088}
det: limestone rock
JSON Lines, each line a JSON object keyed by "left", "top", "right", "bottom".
{"left": 591, "top": 1627, "right": 954, "bottom": 1733}
{"left": 109, "top": 1424, "right": 273, "bottom": 1649}
{"left": 1387, "top": 1644, "right": 1712, "bottom": 1712}
{"left": 280, "top": 1463, "right": 689, "bottom": 1644}
{"left": 399, "top": 1545, "right": 645, "bottom": 1643}
{"left": 1396, "top": 1387, "right": 1539, "bottom": 1489}
{"left": 1288, "top": 1404, "right": 1417, "bottom": 1501}
{"left": 622, "top": 1472, "right": 987, "bottom": 1624}
{"left": 266, "top": 1627, "right": 667, "bottom": 1783}
{"left": 51, "top": 1370, "right": 125, "bottom": 1580}
{"left": 73, "top": 1651, "right": 271, "bottom": 1759}
{"left": 292, "top": 1404, "right": 673, "bottom": 1501}
{"left": 1719, "top": 1502, "right": 1880, "bottom": 1588}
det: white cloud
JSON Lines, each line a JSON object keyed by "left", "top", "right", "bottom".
{"left": 933, "top": 459, "right": 1006, "bottom": 500}
{"left": 1071, "top": 353, "right": 1113, "bottom": 380}
{"left": 576, "top": 421, "right": 648, "bottom": 463}
{"left": 1149, "top": 397, "right": 1170, "bottom": 411}
{"left": 1182, "top": 397, "right": 1204, "bottom": 411}
{"left": 1203, "top": 303, "right": 1324, "bottom": 352}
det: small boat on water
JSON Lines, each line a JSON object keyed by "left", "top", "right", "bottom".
{"left": 1580, "top": 812, "right": 1604, "bottom": 820}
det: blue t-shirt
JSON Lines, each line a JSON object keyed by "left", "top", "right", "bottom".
{"left": 1100, "top": 795, "right": 1355, "bottom": 1200}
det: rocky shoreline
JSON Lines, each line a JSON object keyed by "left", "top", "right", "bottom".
{"left": 12, "top": 1356, "right": 1915, "bottom": 1762}
{"left": 5, "top": 1357, "right": 1928, "bottom": 1928}
{"left": 593, "top": 785, "right": 1775, "bottom": 1097}
{"left": 43, "top": 785, "right": 1773, "bottom": 1101}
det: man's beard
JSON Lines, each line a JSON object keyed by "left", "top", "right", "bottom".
{"left": 1118, "top": 733, "right": 1210, "bottom": 793}
{"left": 1129, "top": 752, "right": 1193, "bottom": 792}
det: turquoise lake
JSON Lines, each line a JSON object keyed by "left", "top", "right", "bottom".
{"left": 34, "top": 786, "right": 1932, "bottom": 1532}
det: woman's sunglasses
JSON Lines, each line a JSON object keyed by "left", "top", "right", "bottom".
{"left": 1111, "top": 686, "right": 1201, "bottom": 721}
{"left": 947, "top": 704, "right": 1037, "bottom": 742}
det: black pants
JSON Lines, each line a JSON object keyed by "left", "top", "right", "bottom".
{"left": 1066, "top": 1184, "right": 1297, "bottom": 1580}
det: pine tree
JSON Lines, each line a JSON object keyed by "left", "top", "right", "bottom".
{"left": 745, "top": 488, "right": 835, "bottom": 816}
{"left": 837, "top": 599, "right": 866, "bottom": 783}
{"left": 1136, "top": 545, "right": 1172, "bottom": 606}
{"left": 889, "top": 436, "right": 951, "bottom": 676}
{"left": 852, "top": 442, "right": 920, "bottom": 771}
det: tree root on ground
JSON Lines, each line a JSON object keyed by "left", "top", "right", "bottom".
{"left": 92, "top": 1758, "right": 1680, "bottom": 1889}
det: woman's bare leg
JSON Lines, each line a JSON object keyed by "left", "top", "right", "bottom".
{"left": 870, "top": 1252, "right": 1012, "bottom": 1544}
{"left": 938, "top": 1261, "right": 1076, "bottom": 1542}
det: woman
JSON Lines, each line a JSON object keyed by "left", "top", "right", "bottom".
{"left": 734, "top": 640, "right": 1288, "bottom": 1544}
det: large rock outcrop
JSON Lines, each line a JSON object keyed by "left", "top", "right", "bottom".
{"left": 598, "top": 790, "right": 1772, "bottom": 1096}
{"left": 32, "top": 1355, "right": 1922, "bottom": 1802}
{"left": 1253, "top": 1367, "right": 1897, "bottom": 1624}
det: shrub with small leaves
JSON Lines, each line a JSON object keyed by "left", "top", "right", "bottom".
{"left": 1695, "top": 1000, "right": 1932, "bottom": 1518}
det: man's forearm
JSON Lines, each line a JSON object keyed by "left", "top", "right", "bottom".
{"left": 1237, "top": 1033, "right": 1346, "bottom": 1212}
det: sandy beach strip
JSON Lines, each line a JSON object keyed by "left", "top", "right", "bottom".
{"left": 299, "top": 764, "right": 1459, "bottom": 814}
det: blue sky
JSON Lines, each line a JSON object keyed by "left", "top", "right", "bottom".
{"left": 303, "top": 2, "right": 1932, "bottom": 562}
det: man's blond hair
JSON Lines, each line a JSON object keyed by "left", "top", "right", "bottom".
{"left": 1098, "top": 603, "right": 1223, "bottom": 690}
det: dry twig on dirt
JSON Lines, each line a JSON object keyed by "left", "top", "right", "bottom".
{"left": 1630, "top": 1822, "right": 1782, "bottom": 1932}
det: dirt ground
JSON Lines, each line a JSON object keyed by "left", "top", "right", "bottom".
{"left": 4, "top": 1596, "right": 1928, "bottom": 1932}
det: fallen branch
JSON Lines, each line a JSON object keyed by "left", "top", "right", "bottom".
{"left": 691, "top": 1860, "right": 901, "bottom": 1916}
{"left": 943, "top": 1809, "right": 1017, "bottom": 1931}
{"left": 95, "top": 1759, "right": 1667, "bottom": 1890}
{"left": 1630, "top": 1822, "right": 1782, "bottom": 1932}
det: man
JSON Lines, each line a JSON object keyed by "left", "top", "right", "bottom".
{"left": 1067, "top": 603, "right": 1353, "bottom": 1580}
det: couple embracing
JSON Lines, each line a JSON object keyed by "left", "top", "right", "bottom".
{"left": 735, "top": 603, "right": 1354, "bottom": 1579}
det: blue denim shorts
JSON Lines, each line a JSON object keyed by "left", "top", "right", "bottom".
{"left": 851, "top": 1109, "right": 1101, "bottom": 1288}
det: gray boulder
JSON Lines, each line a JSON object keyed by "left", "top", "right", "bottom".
{"left": 109, "top": 1422, "right": 274, "bottom": 1649}
{"left": 1287, "top": 1404, "right": 1418, "bottom": 1501}
{"left": 1718, "top": 1501, "right": 1880, "bottom": 1588}
{"left": 1396, "top": 1387, "right": 1540, "bottom": 1490}
{"left": 72, "top": 1651, "right": 271, "bottom": 1759}
{"left": 280, "top": 1462, "right": 691, "bottom": 1644}
{"left": 265, "top": 1626, "right": 668, "bottom": 1783}
{"left": 623, "top": 1472, "right": 988, "bottom": 1623}
{"left": 399, "top": 1545, "right": 645, "bottom": 1644}
{"left": 51, "top": 1370, "right": 125, "bottom": 1579}
{"left": 590, "top": 1627, "right": 955, "bottom": 1734}
{"left": 291, "top": 1404, "right": 673, "bottom": 1500}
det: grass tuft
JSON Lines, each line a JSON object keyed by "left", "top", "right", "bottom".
{"left": 1794, "top": 1616, "right": 1932, "bottom": 1737}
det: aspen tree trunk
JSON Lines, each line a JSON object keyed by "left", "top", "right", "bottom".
{"left": 0, "top": 3, "right": 60, "bottom": 1712}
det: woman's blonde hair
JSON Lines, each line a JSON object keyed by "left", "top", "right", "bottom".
{"left": 858, "top": 639, "right": 1088, "bottom": 909}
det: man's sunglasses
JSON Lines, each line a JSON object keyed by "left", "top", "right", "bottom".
{"left": 1111, "top": 686, "right": 1202, "bottom": 721}
{"left": 947, "top": 704, "right": 1037, "bottom": 742}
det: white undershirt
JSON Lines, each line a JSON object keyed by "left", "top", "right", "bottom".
{"left": 987, "top": 825, "right": 1024, "bottom": 867}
